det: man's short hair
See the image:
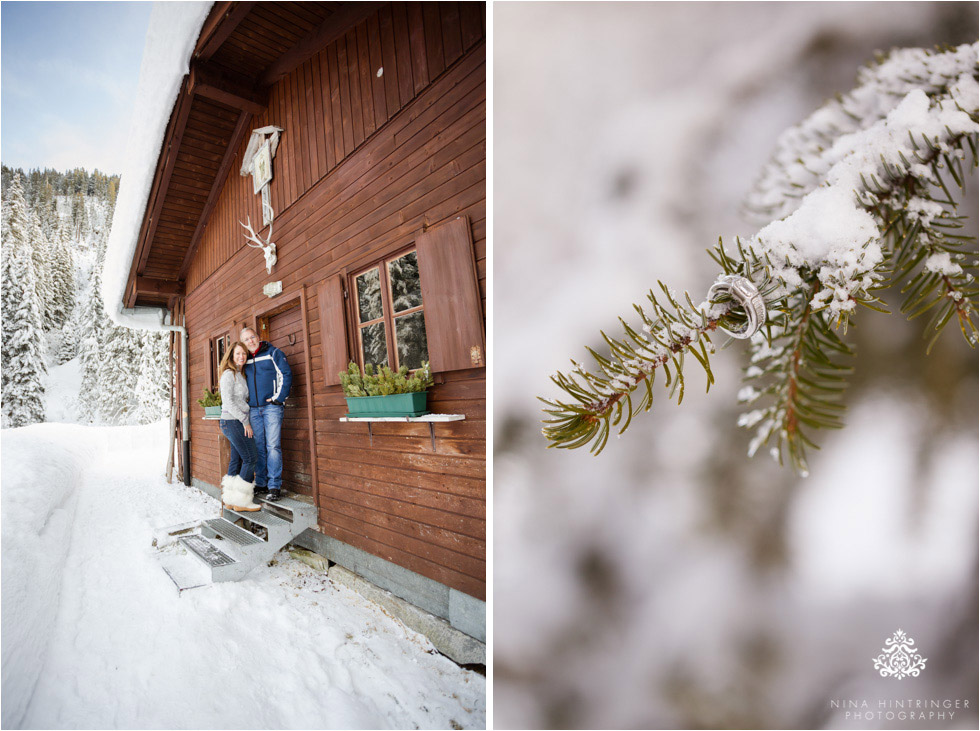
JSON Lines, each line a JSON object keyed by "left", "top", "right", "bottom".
{"left": 240, "top": 327, "right": 258, "bottom": 339}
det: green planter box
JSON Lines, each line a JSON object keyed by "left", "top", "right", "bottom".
{"left": 204, "top": 405, "right": 222, "bottom": 418}
{"left": 345, "top": 391, "right": 429, "bottom": 417}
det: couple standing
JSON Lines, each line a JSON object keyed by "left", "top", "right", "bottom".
{"left": 216, "top": 326, "right": 292, "bottom": 512}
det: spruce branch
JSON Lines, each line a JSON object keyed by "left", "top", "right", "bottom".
{"left": 541, "top": 240, "right": 786, "bottom": 455}
{"left": 540, "top": 287, "right": 725, "bottom": 455}
{"left": 737, "top": 280, "right": 855, "bottom": 476}
{"left": 541, "top": 42, "right": 979, "bottom": 473}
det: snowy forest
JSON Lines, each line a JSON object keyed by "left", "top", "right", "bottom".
{"left": 1, "top": 165, "right": 171, "bottom": 430}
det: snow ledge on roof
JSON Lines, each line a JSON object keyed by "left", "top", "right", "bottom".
{"left": 101, "top": 1, "right": 213, "bottom": 332}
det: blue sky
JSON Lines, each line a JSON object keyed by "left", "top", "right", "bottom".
{"left": 1, "top": 1, "right": 152, "bottom": 175}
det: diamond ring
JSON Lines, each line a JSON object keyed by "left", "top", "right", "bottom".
{"left": 707, "top": 275, "right": 768, "bottom": 339}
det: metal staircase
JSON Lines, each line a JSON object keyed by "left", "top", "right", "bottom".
{"left": 155, "top": 493, "right": 317, "bottom": 592}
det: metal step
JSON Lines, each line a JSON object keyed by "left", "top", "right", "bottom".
{"left": 156, "top": 493, "right": 318, "bottom": 587}
{"left": 180, "top": 534, "right": 236, "bottom": 568}
{"left": 257, "top": 493, "right": 309, "bottom": 511}
{"left": 205, "top": 518, "right": 263, "bottom": 547}
{"left": 256, "top": 494, "right": 317, "bottom": 524}
{"left": 159, "top": 551, "right": 212, "bottom": 593}
{"left": 151, "top": 519, "right": 203, "bottom": 549}
{"left": 225, "top": 506, "right": 290, "bottom": 531}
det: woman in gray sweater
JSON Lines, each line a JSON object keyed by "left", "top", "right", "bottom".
{"left": 217, "top": 341, "right": 261, "bottom": 511}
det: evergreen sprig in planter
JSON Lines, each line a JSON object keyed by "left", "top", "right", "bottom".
{"left": 340, "top": 362, "right": 433, "bottom": 417}
{"left": 197, "top": 387, "right": 222, "bottom": 418}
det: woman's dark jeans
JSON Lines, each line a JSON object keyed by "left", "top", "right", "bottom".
{"left": 219, "top": 419, "right": 258, "bottom": 482}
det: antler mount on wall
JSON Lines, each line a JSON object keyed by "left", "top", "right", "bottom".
{"left": 240, "top": 126, "right": 283, "bottom": 274}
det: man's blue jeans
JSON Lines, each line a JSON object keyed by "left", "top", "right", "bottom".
{"left": 250, "top": 403, "right": 284, "bottom": 490}
{"left": 219, "top": 419, "right": 257, "bottom": 482}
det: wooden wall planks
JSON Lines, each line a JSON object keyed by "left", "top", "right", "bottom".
{"left": 182, "top": 4, "right": 485, "bottom": 600}
{"left": 187, "top": 2, "right": 482, "bottom": 291}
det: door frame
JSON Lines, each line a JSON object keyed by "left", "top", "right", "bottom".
{"left": 249, "top": 286, "right": 319, "bottom": 511}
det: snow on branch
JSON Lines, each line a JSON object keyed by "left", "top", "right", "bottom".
{"left": 542, "top": 42, "right": 979, "bottom": 474}
{"left": 746, "top": 42, "right": 979, "bottom": 222}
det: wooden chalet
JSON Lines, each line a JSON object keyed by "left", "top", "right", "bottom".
{"left": 121, "top": 2, "right": 486, "bottom": 638}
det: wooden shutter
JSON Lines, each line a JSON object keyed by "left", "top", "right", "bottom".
{"left": 416, "top": 216, "right": 485, "bottom": 372}
{"left": 318, "top": 275, "right": 350, "bottom": 386}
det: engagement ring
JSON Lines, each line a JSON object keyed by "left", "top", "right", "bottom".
{"left": 707, "top": 275, "right": 767, "bottom": 339}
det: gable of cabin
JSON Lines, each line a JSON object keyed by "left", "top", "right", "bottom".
{"left": 125, "top": 1, "right": 485, "bottom": 626}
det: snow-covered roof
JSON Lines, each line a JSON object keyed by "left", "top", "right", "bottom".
{"left": 101, "top": 1, "right": 212, "bottom": 332}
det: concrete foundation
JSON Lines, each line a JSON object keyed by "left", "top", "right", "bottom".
{"left": 328, "top": 565, "right": 485, "bottom": 666}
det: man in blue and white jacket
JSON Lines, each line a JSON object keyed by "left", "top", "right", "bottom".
{"left": 240, "top": 327, "right": 292, "bottom": 501}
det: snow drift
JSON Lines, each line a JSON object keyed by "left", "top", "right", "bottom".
{"left": 1, "top": 421, "right": 484, "bottom": 728}
{"left": 0, "top": 424, "right": 104, "bottom": 727}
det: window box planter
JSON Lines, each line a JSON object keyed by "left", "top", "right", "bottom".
{"left": 197, "top": 388, "right": 221, "bottom": 419}
{"left": 345, "top": 391, "right": 429, "bottom": 418}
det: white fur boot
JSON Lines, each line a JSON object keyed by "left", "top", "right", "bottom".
{"left": 221, "top": 474, "right": 261, "bottom": 512}
{"left": 232, "top": 475, "right": 262, "bottom": 511}
{"left": 220, "top": 474, "right": 239, "bottom": 509}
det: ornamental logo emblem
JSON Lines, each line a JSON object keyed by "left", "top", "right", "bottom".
{"left": 873, "top": 629, "right": 927, "bottom": 679}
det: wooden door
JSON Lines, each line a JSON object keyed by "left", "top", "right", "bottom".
{"left": 258, "top": 304, "right": 313, "bottom": 497}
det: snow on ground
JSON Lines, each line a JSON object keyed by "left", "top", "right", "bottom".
{"left": 43, "top": 355, "right": 81, "bottom": 424}
{"left": 1, "top": 420, "right": 485, "bottom": 730}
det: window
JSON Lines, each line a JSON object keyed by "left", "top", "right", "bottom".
{"left": 209, "top": 333, "right": 231, "bottom": 390}
{"left": 319, "top": 216, "right": 485, "bottom": 387}
{"left": 352, "top": 249, "right": 429, "bottom": 371}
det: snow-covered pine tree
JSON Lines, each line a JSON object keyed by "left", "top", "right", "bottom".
{"left": 77, "top": 264, "right": 107, "bottom": 420}
{"left": 48, "top": 224, "right": 75, "bottom": 331}
{"left": 56, "top": 302, "right": 79, "bottom": 365}
{"left": 97, "top": 325, "right": 142, "bottom": 424}
{"left": 2, "top": 164, "right": 171, "bottom": 426}
{"left": 1, "top": 174, "right": 31, "bottom": 401}
{"left": 153, "top": 332, "right": 173, "bottom": 420}
{"left": 94, "top": 197, "right": 141, "bottom": 424}
{"left": 77, "top": 214, "right": 118, "bottom": 421}
{"left": 70, "top": 190, "right": 87, "bottom": 238}
{"left": 541, "top": 42, "right": 979, "bottom": 475}
{"left": 1, "top": 175, "right": 48, "bottom": 427}
{"left": 28, "top": 213, "right": 57, "bottom": 331}
{"left": 36, "top": 178, "right": 60, "bottom": 241}
{"left": 131, "top": 335, "right": 155, "bottom": 425}
{"left": 132, "top": 331, "right": 172, "bottom": 425}
{"left": 2, "top": 243, "right": 48, "bottom": 427}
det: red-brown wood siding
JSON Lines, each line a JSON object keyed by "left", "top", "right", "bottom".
{"left": 183, "top": 7, "right": 485, "bottom": 600}
{"left": 262, "top": 304, "right": 314, "bottom": 495}
{"left": 187, "top": 1, "right": 483, "bottom": 292}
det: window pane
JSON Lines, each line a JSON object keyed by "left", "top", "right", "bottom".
{"left": 356, "top": 268, "right": 383, "bottom": 323}
{"left": 394, "top": 311, "right": 428, "bottom": 370}
{"left": 388, "top": 251, "right": 422, "bottom": 313}
{"left": 360, "top": 322, "right": 389, "bottom": 369}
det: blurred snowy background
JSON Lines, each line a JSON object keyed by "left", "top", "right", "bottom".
{"left": 493, "top": 3, "right": 978, "bottom": 729}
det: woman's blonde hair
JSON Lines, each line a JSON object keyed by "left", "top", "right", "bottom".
{"left": 218, "top": 340, "right": 249, "bottom": 377}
